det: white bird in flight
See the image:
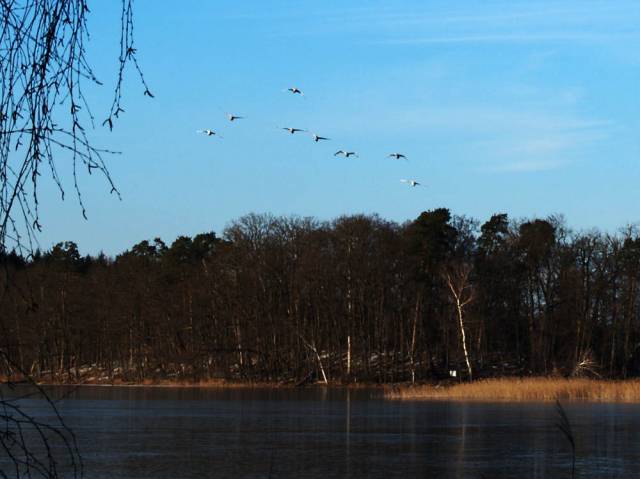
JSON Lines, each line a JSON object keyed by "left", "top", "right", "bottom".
{"left": 196, "top": 129, "right": 222, "bottom": 137}
{"left": 282, "top": 127, "right": 306, "bottom": 134}
{"left": 389, "top": 153, "right": 407, "bottom": 160}
{"left": 334, "top": 150, "right": 358, "bottom": 158}
{"left": 401, "top": 179, "right": 421, "bottom": 187}
{"left": 310, "top": 133, "right": 330, "bottom": 142}
{"left": 226, "top": 113, "right": 244, "bottom": 122}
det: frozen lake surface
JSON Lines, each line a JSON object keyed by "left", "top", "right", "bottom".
{"left": 3, "top": 386, "right": 639, "bottom": 478}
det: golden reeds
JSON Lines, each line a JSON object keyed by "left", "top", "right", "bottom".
{"left": 386, "top": 377, "right": 640, "bottom": 402}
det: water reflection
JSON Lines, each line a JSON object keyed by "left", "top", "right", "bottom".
{"left": 2, "top": 386, "right": 639, "bottom": 478}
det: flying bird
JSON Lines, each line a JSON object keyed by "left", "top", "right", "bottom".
{"left": 196, "top": 129, "right": 222, "bottom": 137}
{"left": 388, "top": 153, "right": 407, "bottom": 160}
{"left": 334, "top": 150, "right": 358, "bottom": 158}
{"left": 226, "top": 113, "right": 244, "bottom": 122}
{"left": 310, "top": 133, "right": 330, "bottom": 142}
{"left": 282, "top": 127, "right": 306, "bottom": 134}
{"left": 401, "top": 179, "right": 421, "bottom": 187}
{"left": 286, "top": 87, "right": 304, "bottom": 95}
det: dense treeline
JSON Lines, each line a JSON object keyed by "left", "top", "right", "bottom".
{"left": 1, "top": 209, "right": 639, "bottom": 384}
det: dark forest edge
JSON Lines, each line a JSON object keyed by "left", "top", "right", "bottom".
{"left": 1, "top": 209, "right": 639, "bottom": 387}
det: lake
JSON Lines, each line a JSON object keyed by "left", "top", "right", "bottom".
{"left": 2, "top": 386, "right": 639, "bottom": 478}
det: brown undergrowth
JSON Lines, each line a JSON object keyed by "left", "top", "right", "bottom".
{"left": 386, "top": 377, "right": 640, "bottom": 402}
{"left": 1, "top": 374, "right": 380, "bottom": 389}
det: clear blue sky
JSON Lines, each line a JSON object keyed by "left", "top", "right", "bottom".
{"left": 37, "top": 1, "right": 640, "bottom": 255}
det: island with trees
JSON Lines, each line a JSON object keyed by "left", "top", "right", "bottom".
{"left": 1, "top": 209, "right": 639, "bottom": 399}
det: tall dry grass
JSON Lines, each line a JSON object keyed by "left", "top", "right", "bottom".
{"left": 387, "top": 377, "right": 640, "bottom": 402}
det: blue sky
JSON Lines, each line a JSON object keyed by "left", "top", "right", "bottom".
{"left": 37, "top": 1, "right": 640, "bottom": 254}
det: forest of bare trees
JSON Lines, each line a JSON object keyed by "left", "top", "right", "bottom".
{"left": 1, "top": 209, "right": 639, "bottom": 384}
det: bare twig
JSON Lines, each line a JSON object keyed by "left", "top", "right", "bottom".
{"left": 555, "top": 399, "right": 576, "bottom": 479}
{"left": 0, "top": 0, "right": 151, "bottom": 253}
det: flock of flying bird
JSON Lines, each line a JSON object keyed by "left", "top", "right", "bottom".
{"left": 196, "top": 86, "right": 422, "bottom": 187}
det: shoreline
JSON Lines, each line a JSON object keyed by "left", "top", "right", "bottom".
{"left": 6, "top": 376, "right": 640, "bottom": 403}
{"left": 1, "top": 376, "right": 382, "bottom": 389}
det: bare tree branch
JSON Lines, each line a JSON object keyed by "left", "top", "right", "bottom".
{"left": 0, "top": 0, "right": 151, "bottom": 254}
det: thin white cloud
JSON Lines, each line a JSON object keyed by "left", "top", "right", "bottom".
{"left": 379, "top": 32, "right": 640, "bottom": 45}
{"left": 498, "top": 131, "right": 609, "bottom": 155}
{"left": 266, "top": 1, "right": 640, "bottom": 46}
{"left": 360, "top": 3, "right": 640, "bottom": 28}
{"left": 472, "top": 112, "right": 611, "bottom": 172}
{"left": 480, "top": 127, "right": 609, "bottom": 172}
{"left": 492, "top": 159, "right": 570, "bottom": 172}
{"left": 385, "top": 105, "right": 612, "bottom": 134}
{"left": 314, "top": 100, "right": 611, "bottom": 173}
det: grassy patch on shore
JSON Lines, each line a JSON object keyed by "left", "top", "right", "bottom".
{"left": 386, "top": 377, "right": 640, "bottom": 402}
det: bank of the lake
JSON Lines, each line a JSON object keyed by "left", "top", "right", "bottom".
{"left": 386, "top": 377, "right": 640, "bottom": 402}
{"left": 9, "top": 373, "right": 640, "bottom": 402}
{"left": 2, "top": 373, "right": 380, "bottom": 389}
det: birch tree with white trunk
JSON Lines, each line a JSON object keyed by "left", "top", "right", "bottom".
{"left": 443, "top": 263, "right": 475, "bottom": 381}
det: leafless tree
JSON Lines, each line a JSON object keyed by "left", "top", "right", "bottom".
{"left": 1, "top": 210, "right": 640, "bottom": 385}
{"left": 0, "top": 0, "right": 151, "bottom": 254}
{"left": 443, "top": 262, "right": 475, "bottom": 381}
{"left": 1, "top": 350, "right": 82, "bottom": 478}
{"left": 1, "top": 2, "right": 149, "bottom": 477}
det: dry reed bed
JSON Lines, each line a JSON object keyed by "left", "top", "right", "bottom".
{"left": 387, "top": 378, "right": 640, "bottom": 402}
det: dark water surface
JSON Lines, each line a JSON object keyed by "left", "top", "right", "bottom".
{"left": 4, "top": 386, "right": 640, "bottom": 478}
